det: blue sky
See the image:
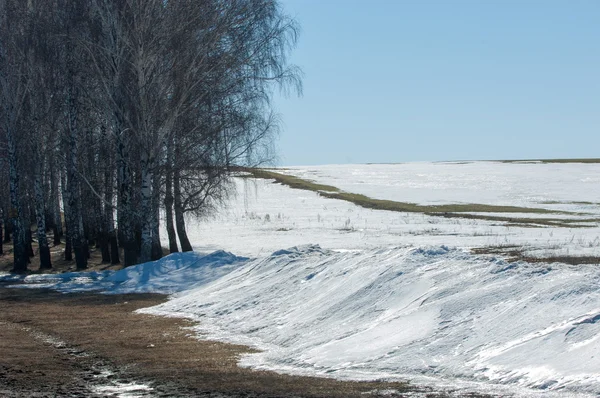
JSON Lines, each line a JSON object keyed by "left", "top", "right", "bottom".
{"left": 273, "top": 0, "right": 600, "bottom": 165}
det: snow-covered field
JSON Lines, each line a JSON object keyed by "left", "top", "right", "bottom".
{"left": 183, "top": 162, "right": 600, "bottom": 259}
{"left": 278, "top": 162, "right": 600, "bottom": 212}
{"left": 3, "top": 161, "right": 600, "bottom": 397}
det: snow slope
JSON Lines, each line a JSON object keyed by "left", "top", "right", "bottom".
{"left": 142, "top": 245, "right": 600, "bottom": 397}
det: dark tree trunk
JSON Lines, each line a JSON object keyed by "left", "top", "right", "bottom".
{"left": 3, "top": 218, "right": 10, "bottom": 243}
{"left": 138, "top": 153, "right": 154, "bottom": 263}
{"left": 110, "top": 235, "right": 119, "bottom": 264}
{"left": 64, "top": 234, "right": 73, "bottom": 261}
{"left": 39, "top": 241, "right": 52, "bottom": 269}
{"left": 53, "top": 224, "right": 61, "bottom": 246}
{"left": 73, "top": 240, "right": 87, "bottom": 269}
{"left": 0, "top": 211, "right": 3, "bottom": 256}
{"left": 165, "top": 197, "right": 178, "bottom": 253}
{"left": 150, "top": 172, "right": 162, "bottom": 261}
{"left": 7, "top": 125, "right": 28, "bottom": 273}
{"left": 65, "top": 82, "right": 87, "bottom": 271}
{"left": 164, "top": 146, "right": 178, "bottom": 253}
{"left": 100, "top": 233, "right": 110, "bottom": 263}
{"left": 51, "top": 167, "right": 63, "bottom": 246}
{"left": 173, "top": 169, "right": 193, "bottom": 252}
{"left": 117, "top": 132, "right": 137, "bottom": 266}
{"left": 105, "top": 163, "right": 120, "bottom": 264}
{"left": 165, "top": 191, "right": 178, "bottom": 253}
{"left": 107, "top": 206, "right": 120, "bottom": 265}
{"left": 84, "top": 233, "right": 91, "bottom": 259}
{"left": 26, "top": 228, "right": 34, "bottom": 259}
{"left": 61, "top": 170, "right": 73, "bottom": 262}
{"left": 34, "top": 165, "right": 52, "bottom": 270}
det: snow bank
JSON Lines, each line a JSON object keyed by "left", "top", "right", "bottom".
{"left": 105, "top": 250, "right": 247, "bottom": 294}
{"left": 142, "top": 244, "right": 600, "bottom": 396}
{"left": 1, "top": 251, "right": 247, "bottom": 294}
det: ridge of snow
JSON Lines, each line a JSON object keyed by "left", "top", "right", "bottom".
{"left": 140, "top": 244, "right": 600, "bottom": 396}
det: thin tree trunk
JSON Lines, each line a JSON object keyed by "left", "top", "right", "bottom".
{"left": 164, "top": 155, "right": 178, "bottom": 253}
{"left": 6, "top": 124, "right": 27, "bottom": 273}
{"left": 138, "top": 152, "right": 154, "bottom": 263}
{"left": 117, "top": 132, "right": 137, "bottom": 267}
{"left": 34, "top": 165, "right": 52, "bottom": 269}
{"left": 173, "top": 168, "right": 193, "bottom": 252}
{"left": 26, "top": 227, "right": 34, "bottom": 260}
{"left": 60, "top": 169, "right": 73, "bottom": 261}
{"left": 101, "top": 153, "right": 114, "bottom": 263}
{"left": 50, "top": 166, "right": 63, "bottom": 245}
{"left": 0, "top": 209, "right": 3, "bottom": 256}
{"left": 97, "top": 155, "right": 110, "bottom": 263}
{"left": 3, "top": 216, "right": 10, "bottom": 243}
{"left": 66, "top": 86, "right": 87, "bottom": 270}
{"left": 106, "top": 163, "right": 119, "bottom": 264}
{"left": 150, "top": 172, "right": 162, "bottom": 261}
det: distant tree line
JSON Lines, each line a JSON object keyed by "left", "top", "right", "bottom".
{"left": 0, "top": 0, "right": 300, "bottom": 272}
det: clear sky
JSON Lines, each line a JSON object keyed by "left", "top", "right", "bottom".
{"left": 273, "top": 0, "right": 600, "bottom": 166}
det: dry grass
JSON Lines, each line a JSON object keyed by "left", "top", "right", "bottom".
{"left": 501, "top": 158, "right": 600, "bottom": 164}
{"left": 472, "top": 245, "right": 600, "bottom": 265}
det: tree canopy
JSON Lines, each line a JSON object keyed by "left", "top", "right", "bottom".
{"left": 0, "top": 0, "right": 301, "bottom": 271}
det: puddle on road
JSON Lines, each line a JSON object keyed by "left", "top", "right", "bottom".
{"left": 93, "top": 381, "right": 154, "bottom": 397}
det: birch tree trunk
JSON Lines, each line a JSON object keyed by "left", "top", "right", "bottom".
{"left": 0, "top": 208, "right": 4, "bottom": 255}
{"left": 65, "top": 86, "right": 87, "bottom": 270}
{"left": 102, "top": 146, "right": 119, "bottom": 264}
{"left": 173, "top": 168, "right": 193, "bottom": 252}
{"left": 6, "top": 124, "right": 28, "bottom": 273}
{"left": 138, "top": 152, "right": 154, "bottom": 263}
{"left": 60, "top": 168, "right": 72, "bottom": 261}
{"left": 117, "top": 133, "right": 137, "bottom": 267}
{"left": 50, "top": 164, "right": 63, "bottom": 246}
{"left": 104, "top": 163, "right": 119, "bottom": 264}
{"left": 34, "top": 163, "right": 52, "bottom": 269}
{"left": 3, "top": 213, "right": 9, "bottom": 243}
{"left": 164, "top": 145, "right": 178, "bottom": 253}
{"left": 151, "top": 172, "right": 162, "bottom": 261}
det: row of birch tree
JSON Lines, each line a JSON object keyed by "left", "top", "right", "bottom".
{"left": 0, "top": 0, "right": 301, "bottom": 272}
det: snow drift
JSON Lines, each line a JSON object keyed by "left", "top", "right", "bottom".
{"left": 4, "top": 251, "right": 247, "bottom": 294}
{"left": 141, "top": 245, "right": 600, "bottom": 396}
